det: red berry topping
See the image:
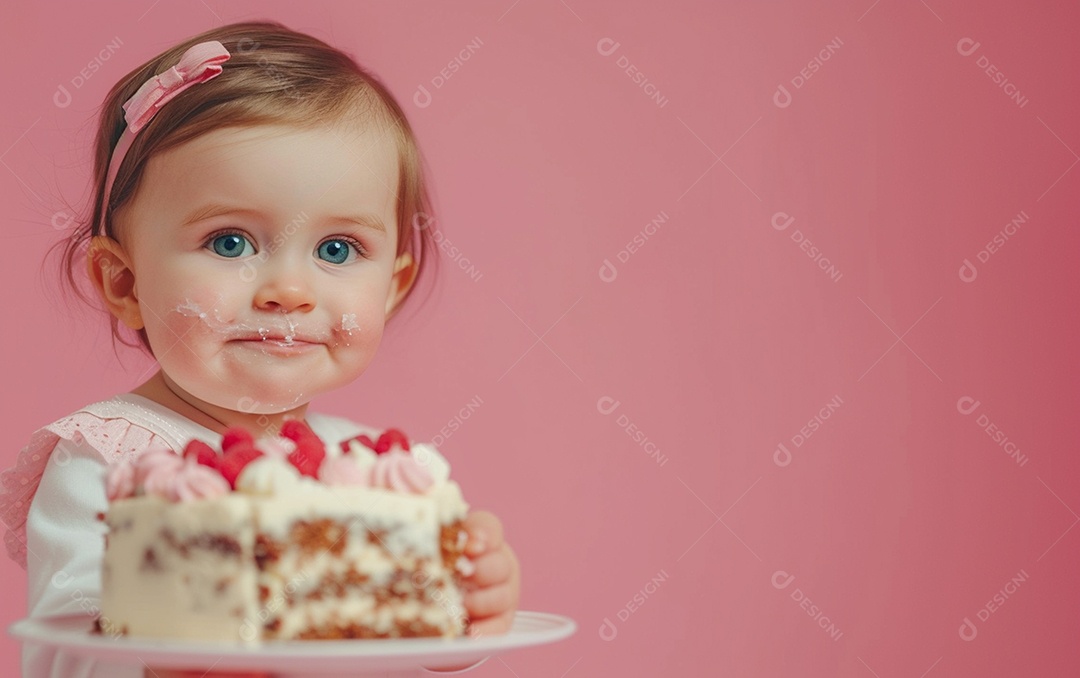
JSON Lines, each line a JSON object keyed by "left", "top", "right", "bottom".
{"left": 183, "top": 440, "right": 218, "bottom": 468}
{"left": 340, "top": 434, "right": 377, "bottom": 454}
{"left": 218, "top": 443, "right": 264, "bottom": 489}
{"left": 281, "top": 419, "right": 319, "bottom": 443}
{"left": 288, "top": 437, "right": 325, "bottom": 478}
{"left": 277, "top": 419, "right": 326, "bottom": 478}
{"left": 222, "top": 427, "right": 254, "bottom": 452}
{"left": 374, "top": 428, "right": 410, "bottom": 454}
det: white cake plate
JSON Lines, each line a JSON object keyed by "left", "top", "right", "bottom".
{"left": 9, "top": 611, "right": 576, "bottom": 677}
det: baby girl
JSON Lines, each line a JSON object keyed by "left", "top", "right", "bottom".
{"left": 0, "top": 20, "right": 519, "bottom": 678}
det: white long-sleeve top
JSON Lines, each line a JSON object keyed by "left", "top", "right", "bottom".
{"left": 2, "top": 394, "right": 371, "bottom": 678}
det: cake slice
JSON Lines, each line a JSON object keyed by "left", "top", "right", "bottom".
{"left": 98, "top": 424, "right": 472, "bottom": 642}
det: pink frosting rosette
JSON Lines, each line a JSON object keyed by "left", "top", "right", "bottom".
{"left": 105, "top": 461, "right": 136, "bottom": 501}
{"left": 133, "top": 447, "right": 185, "bottom": 497}
{"left": 317, "top": 455, "right": 372, "bottom": 487}
{"left": 165, "top": 457, "right": 230, "bottom": 501}
{"left": 369, "top": 449, "right": 434, "bottom": 494}
{"left": 119, "top": 445, "right": 230, "bottom": 502}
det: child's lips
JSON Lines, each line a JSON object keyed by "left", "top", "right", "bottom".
{"left": 230, "top": 335, "right": 324, "bottom": 354}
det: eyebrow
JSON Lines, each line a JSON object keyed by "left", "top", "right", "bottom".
{"left": 181, "top": 203, "right": 387, "bottom": 233}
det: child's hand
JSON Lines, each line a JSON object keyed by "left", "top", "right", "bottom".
{"left": 461, "top": 510, "right": 521, "bottom": 637}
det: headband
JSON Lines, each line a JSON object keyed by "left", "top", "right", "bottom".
{"left": 98, "top": 40, "right": 231, "bottom": 234}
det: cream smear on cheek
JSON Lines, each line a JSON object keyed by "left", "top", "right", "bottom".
{"left": 174, "top": 298, "right": 362, "bottom": 350}
{"left": 161, "top": 298, "right": 365, "bottom": 412}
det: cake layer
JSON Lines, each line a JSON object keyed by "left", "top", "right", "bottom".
{"left": 249, "top": 488, "right": 468, "bottom": 639}
{"left": 101, "top": 495, "right": 257, "bottom": 641}
{"left": 101, "top": 486, "right": 469, "bottom": 642}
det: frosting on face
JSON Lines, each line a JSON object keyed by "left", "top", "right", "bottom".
{"left": 175, "top": 298, "right": 349, "bottom": 349}
{"left": 120, "top": 124, "right": 402, "bottom": 418}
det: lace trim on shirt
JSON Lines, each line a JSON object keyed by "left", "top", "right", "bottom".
{"left": 0, "top": 397, "right": 179, "bottom": 570}
{"left": 0, "top": 395, "right": 378, "bottom": 570}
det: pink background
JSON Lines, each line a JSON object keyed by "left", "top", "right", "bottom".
{"left": 2, "top": 1, "right": 1079, "bottom": 676}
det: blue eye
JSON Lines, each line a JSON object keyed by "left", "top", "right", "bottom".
{"left": 209, "top": 233, "right": 255, "bottom": 258}
{"left": 317, "top": 239, "right": 357, "bottom": 265}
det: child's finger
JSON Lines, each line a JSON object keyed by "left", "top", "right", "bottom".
{"left": 464, "top": 549, "right": 513, "bottom": 589}
{"left": 464, "top": 580, "right": 517, "bottom": 619}
{"left": 464, "top": 510, "right": 504, "bottom": 555}
{"left": 467, "top": 610, "right": 515, "bottom": 638}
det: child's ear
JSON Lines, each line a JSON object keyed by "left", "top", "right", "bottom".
{"left": 385, "top": 251, "right": 418, "bottom": 316}
{"left": 87, "top": 236, "right": 144, "bottom": 331}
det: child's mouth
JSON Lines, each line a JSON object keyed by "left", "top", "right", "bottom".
{"left": 231, "top": 335, "right": 323, "bottom": 354}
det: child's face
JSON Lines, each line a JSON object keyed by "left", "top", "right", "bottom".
{"left": 111, "top": 121, "right": 407, "bottom": 413}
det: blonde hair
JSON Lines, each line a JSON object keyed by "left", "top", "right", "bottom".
{"left": 60, "top": 20, "right": 438, "bottom": 352}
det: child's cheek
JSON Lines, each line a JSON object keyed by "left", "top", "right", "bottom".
{"left": 141, "top": 289, "right": 238, "bottom": 355}
{"left": 328, "top": 309, "right": 382, "bottom": 351}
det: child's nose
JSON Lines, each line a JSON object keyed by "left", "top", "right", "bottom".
{"left": 252, "top": 260, "right": 316, "bottom": 313}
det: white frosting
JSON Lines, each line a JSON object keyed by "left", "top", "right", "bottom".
{"left": 342, "top": 442, "right": 379, "bottom": 473}
{"left": 235, "top": 457, "right": 321, "bottom": 495}
{"left": 409, "top": 443, "right": 451, "bottom": 485}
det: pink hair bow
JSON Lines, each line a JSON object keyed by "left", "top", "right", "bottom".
{"left": 121, "top": 40, "right": 230, "bottom": 134}
{"left": 98, "top": 40, "right": 230, "bottom": 234}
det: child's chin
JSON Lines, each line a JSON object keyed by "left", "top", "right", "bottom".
{"left": 185, "top": 377, "right": 318, "bottom": 415}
